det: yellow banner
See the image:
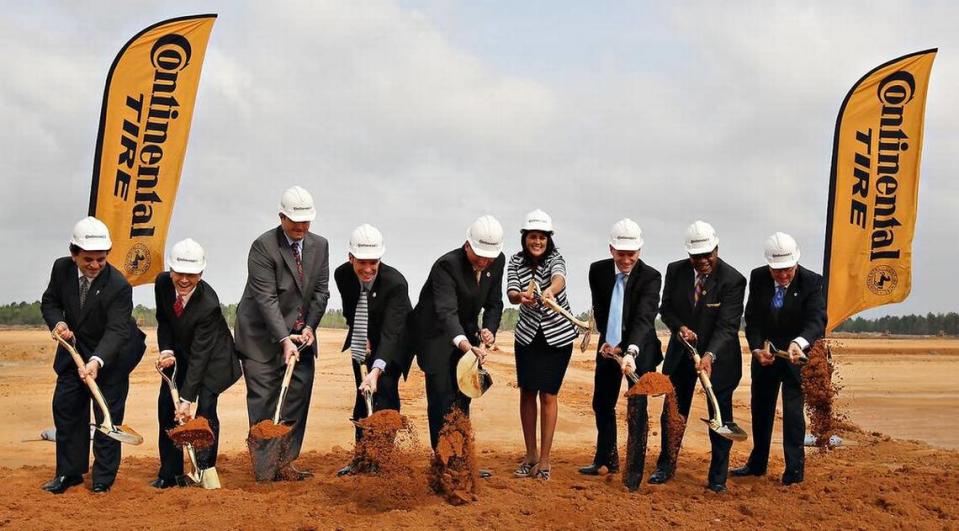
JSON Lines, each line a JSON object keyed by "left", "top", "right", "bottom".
{"left": 89, "top": 15, "right": 216, "bottom": 286}
{"left": 823, "top": 49, "right": 936, "bottom": 332}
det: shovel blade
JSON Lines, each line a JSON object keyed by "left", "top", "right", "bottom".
{"left": 700, "top": 418, "right": 748, "bottom": 442}
{"left": 96, "top": 424, "right": 144, "bottom": 445}
{"left": 199, "top": 467, "right": 221, "bottom": 489}
{"left": 247, "top": 433, "right": 294, "bottom": 482}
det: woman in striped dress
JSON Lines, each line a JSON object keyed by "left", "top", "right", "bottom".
{"left": 507, "top": 209, "right": 578, "bottom": 480}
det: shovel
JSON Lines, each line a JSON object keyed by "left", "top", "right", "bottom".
{"left": 350, "top": 363, "right": 376, "bottom": 429}
{"left": 599, "top": 346, "right": 641, "bottom": 386}
{"left": 247, "top": 342, "right": 307, "bottom": 481}
{"left": 53, "top": 331, "right": 143, "bottom": 445}
{"left": 156, "top": 359, "right": 220, "bottom": 489}
{"left": 678, "top": 336, "right": 747, "bottom": 442}
{"left": 528, "top": 281, "right": 593, "bottom": 352}
{"left": 765, "top": 340, "right": 808, "bottom": 365}
{"left": 456, "top": 346, "right": 493, "bottom": 398}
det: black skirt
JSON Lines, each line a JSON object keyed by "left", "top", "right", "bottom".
{"left": 514, "top": 328, "right": 573, "bottom": 395}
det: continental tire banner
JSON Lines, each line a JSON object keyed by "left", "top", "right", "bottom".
{"left": 823, "top": 49, "right": 936, "bottom": 332}
{"left": 89, "top": 14, "right": 216, "bottom": 286}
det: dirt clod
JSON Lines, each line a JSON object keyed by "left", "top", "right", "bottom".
{"left": 167, "top": 416, "right": 215, "bottom": 449}
{"left": 429, "top": 408, "right": 478, "bottom": 505}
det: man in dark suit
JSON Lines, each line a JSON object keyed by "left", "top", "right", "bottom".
{"left": 153, "top": 239, "right": 242, "bottom": 488}
{"left": 234, "top": 186, "right": 330, "bottom": 480}
{"left": 732, "top": 232, "right": 825, "bottom": 485}
{"left": 39, "top": 217, "right": 146, "bottom": 494}
{"left": 650, "top": 220, "right": 746, "bottom": 493}
{"left": 410, "top": 215, "right": 505, "bottom": 461}
{"left": 579, "top": 219, "right": 663, "bottom": 493}
{"left": 334, "top": 224, "right": 413, "bottom": 476}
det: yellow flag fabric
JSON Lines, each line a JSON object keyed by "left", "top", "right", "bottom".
{"left": 823, "top": 49, "right": 936, "bottom": 332}
{"left": 89, "top": 14, "right": 216, "bottom": 286}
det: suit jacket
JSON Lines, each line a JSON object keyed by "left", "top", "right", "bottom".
{"left": 155, "top": 272, "right": 243, "bottom": 402}
{"left": 335, "top": 261, "right": 414, "bottom": 378}
{"left": 234, "top": 226, "right": 330, "bottom": 364}
{"left": 410, "top": 247, "right": 505, "bottom": 375}
{"left": 744, "top": 264, "right": 826, "bottom": 380}
{"left": 40, "top": 257, "right": 145, "bottom": 383}
{"left": 660, "top": 257, "right": 746, "bottom": 391}
{"left": 589, "top": 258, "right": 663, "bottom": 372}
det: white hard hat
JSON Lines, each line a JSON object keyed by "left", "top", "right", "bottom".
{"left": 466, "top": 215, "right": 504, "bottom": 258}
{"left": 168, "top": 238, "right": 207, "bottom": 274}
{"left": 684, "top": 220, "right": 719, "bottom": 255}
{"left": 764, "top": 232, "right": 800, "bottom": 269}
{"left": 609, "top": 218, "right": 643, "bottom": 251}
{"left": 279, "top": 185, "right": 316, "bottom": 222}
{"left": 70, "top": 216, "right": 112, "bottom": 251}
{"left": 349, "top": 224, "right": 386, "bottom": 260}
{"left": 521, "top": 209, "right": 554, "bottom": 233}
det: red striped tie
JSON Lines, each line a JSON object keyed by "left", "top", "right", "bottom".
{"left": 174, "top": 295, "right": 184, "bottom": 318}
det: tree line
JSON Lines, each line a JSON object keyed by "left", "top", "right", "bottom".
{"left": 2, "top": 301, "right": 954, "bottom": 336}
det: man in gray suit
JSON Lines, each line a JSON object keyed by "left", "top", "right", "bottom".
{"left": 234, "top": 185, "right": 330, "bottom": 480}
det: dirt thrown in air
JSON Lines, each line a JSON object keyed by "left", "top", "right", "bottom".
{"left": 802, "top": 339, "right": 845, "bottom": 448}
{"left": 429, "top": 408, "right": 479, "bottom": 505}
{"left": 167, "top": 416, "right": 214, "bottom": 449}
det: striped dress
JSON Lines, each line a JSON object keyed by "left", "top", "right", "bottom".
{"left": 507, "top": 249, "right": 579, "bottom": 347}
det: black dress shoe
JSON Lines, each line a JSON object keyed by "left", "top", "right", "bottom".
{"left": 624, "top": 476, "right": 642, "bottom": 493}
{"left": 707, "top": 483, "right": 727, "bottom": 493}
{"left": 336, "top": 464, "right": 355, "bottom": 477}
{"left": 41, "top": 475, "right": 83, "bottom": 494}
{"left": 647, "top": 469, "right": 671, "bottom": 485}
{"left": 150, "top": 477, "right": 181, "bottom": 489}
{"left": 606, "top": 462, "right": 620, "bottom": 474}
{"left": 91, "top": 483, "right": 111, "bottom": 493}
{"left": 782, "top": 474, "right": 804, "bottom": 486}
{"left": 730, "top": 465, "right": 765, "bottom": 477}
{"left": 578, "top": 463, "right": 602, "bottom": 476}
{"left": 479, "top": 469, "right": 493, "bottom": 479}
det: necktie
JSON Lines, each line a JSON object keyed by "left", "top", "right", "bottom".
{"left": 350, "top": 288, "right": 369, "bottom": 364}
{"left": 291, "top": 241, "right": 305, "bottom": 330}
{"left": 79, "top": 277, "right": 90, "bottom": 310}
{"left": 694, "top": 274, "right": 706, "bottom": 305}
{"left": 606, "top": 273, "right": 625, "bottom": 347}
{"left": 772, "top": 285, "right": 786, "bottom": 310}
{"left": 174, "top": 295, "right": 185, "bottom": 318}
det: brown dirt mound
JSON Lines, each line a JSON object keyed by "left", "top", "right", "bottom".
{"left": 166, "top": 416, "right": 214, "bottom": 449}
{"left": 429, "top": 408, "right": 478, "bottom": 505}
{"left": 352, "top": 410, "right": 416, "bottom": 473}
{"left": 249, "top": 420, "right": 292, "bottom": 440}
{"left": 803, "top": 339, "right": 844, "bottom": 447}
{"left": 626, "top": 372, "right": 674, "bottom": 396}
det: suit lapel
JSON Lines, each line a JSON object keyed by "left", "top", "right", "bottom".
{"left": 275, "top": 228, "right": 305, "bottom": 294}
{"left": 300, "top": 234, "right": 316, "bottom": 295}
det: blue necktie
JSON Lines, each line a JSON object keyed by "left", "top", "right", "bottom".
{"left": 606, "top": 273, "right": 625, "bottom": 347}
{"left": 772, "top": 285, "right": 785, "bottom": 310}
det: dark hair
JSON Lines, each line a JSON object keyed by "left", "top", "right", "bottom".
{"left": 520, "top": 230, "right": 556, "bottom": 267}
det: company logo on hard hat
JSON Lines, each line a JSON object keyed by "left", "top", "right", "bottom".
{"left": 292, "top": 206, "right": 311, "bottom": 211}
{"left": 177, "top": 258, "right": 200, "bottom": 263}
{"left": 530, "top": 218, "right": 547, "bottom": 223}
{"left": 357, "top": 243, "right": 377, "bottom": 248}
{"left": 479, "top": 239, "right": 499, "bottom": 246}
{"left": 617, "top": 236, "right": 637, "bottom": 240}
{"left": 772, "top": 252, "right": 792, "bottom": 258}
{"left": 85, "top": 234, "right": 107, "bottom": 239}
{"left": 690, "top": 238, "right": 710, "bottom": 244}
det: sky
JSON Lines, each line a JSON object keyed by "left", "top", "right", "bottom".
{"left": 1, "top": 0, "right": 957, "bottom": 319}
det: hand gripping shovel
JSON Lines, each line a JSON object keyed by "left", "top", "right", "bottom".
{"left": 765, "top": 340, "right": 808, "bottom": 366}
{"left": 247, "top": 342, "right": 307, "bottom": 481}
{"left": 350, "top": 363, "right": 376, "bottom": 430}
{"left": 678, "top": 336, "right": 747, "bottom": 442}
{"left": 53, "top": 331, "right": 143, "bottom": 445}
{"left": 156, "top": 360, "right": 220, "bottom": 489}
{"left": 528, "top": 281, "right": 593, "bottom": 352}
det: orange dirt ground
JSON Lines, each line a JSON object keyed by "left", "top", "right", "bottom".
{"left": 1, "top": 328, "right": 958, "bottom": 529}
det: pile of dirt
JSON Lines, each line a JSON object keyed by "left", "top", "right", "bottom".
{"left": 249, "top": 420, "right": 292, "bottom": 439}
{"left": 429, "top": 408, "right": 478, "bottom": 505}
{"left": 626, "top": 372, "right": 674, "bottom": 396}
{"left": 802, "top": 339, "right": 844, "bottom": 447}
{"left": 166, "top": 416, "right": 214, "bottom": 449}
{"left": 352, "top": 409, "right": 416, "bottom": 473}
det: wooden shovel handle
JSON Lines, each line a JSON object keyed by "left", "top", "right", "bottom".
{"left": 53, "top": 331, "right": 115, "bottom": 427}
{"left": 679, "top": 335, "right": 724, "bottom": 426}
{"left": 273, "top": 356, "right": 297, "bottom": 424}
